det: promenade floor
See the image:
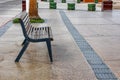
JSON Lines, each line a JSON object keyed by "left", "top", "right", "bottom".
{"left": 0, "top": 0, "right": 120, "bottom": 80}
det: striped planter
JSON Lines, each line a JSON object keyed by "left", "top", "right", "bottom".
{"left": 49, "top": 2, "right": 57, "bottom": 9}
{"left": 62, "top": 0, "right": 66, "bottom": 3}
{"left": 49, "top": 0, "right": 54, "bottom": 2}
{"left": 77, "top": 0, "right": 81, "bottom": 3}
{"left": 67, "top": 3, "right": 75, "bottom": 10}
{"left": 88, "top": 4, "right": 96, "bottom": 11}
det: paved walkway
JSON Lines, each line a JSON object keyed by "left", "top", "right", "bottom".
{"left": 0, "top": 0, "right": 120, "bottom": 80}
{"left": 0, "top": 0, "right": 21, "bottom": 28}
{"left": 0, "top": 0, "right": 21, "bottom": 37}
{"left": 60, "top": 10, "right": 118, "bottom": 80}
{"left": 0, "top": 9, "right": 98, "bottom": 80}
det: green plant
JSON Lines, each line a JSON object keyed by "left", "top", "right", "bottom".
{"left": 13, "top": 18, "right": 20, "bottom": 23}
{"left": 49, "top": 2, "right": 56, "bottom": 9}
{"left": 13, "top": 18, "right": 45, "bottom": 23}
{"left": 30, "top": 18, "right": 45, "bottom": 23}
{"left": 68, "top": 3, "right": 75, "bottom": 10}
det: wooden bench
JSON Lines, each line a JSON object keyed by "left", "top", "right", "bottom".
{"left": 15, "top": 11, "right": 53, "bottom": 62}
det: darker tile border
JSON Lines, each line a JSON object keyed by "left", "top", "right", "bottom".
{"left": 0, "top": 21, "right": 12, "bottom": 37}
{"left": 59, "top": 10, "right": 118, "bottom": 80}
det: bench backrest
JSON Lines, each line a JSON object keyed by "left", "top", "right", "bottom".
{"left": 19, "top": 11, "right": 32, "bottom": 39}
{"left": 19, "top": 11, "right": 53, "bottom": 41}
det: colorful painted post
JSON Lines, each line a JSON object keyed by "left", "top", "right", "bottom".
{"left": 49, "top": 2, "right": 57, "bottom": 9}
{"left": 94, "top": 0, "right": 98, "bottom": 3}
{"left": 77, "top": 0, "right": 81, "bottom": 3}
{"left": 88, "top": 4, "right": 96, "bottom": 11}
{"left": 62, "top": 0, "right": 66, "bottom": 3}
{"left": 67, "top": 3, "right": 75, "bottom": 10}
{"left": 22, "top": 0, "right": 26, "bottom": 11}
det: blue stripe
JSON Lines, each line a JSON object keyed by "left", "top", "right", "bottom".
{"left": 59, "top": 10, "right": 118, "bottom": 80}
{"left": 0, "top": 21, "right": 12, "bottom": 37}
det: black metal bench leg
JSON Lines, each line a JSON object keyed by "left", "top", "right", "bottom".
{"left": 46, "top": 40, "right": 53, "bottom": 62}
{"left": 15, "top": 41, "right": 29, "bottom": 62}
{"left": 21, "top": 39, "right": 27, "bottom": 46}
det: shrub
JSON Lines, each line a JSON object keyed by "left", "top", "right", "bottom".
{"left": 13, "top": 18, "right": 20, "bottom": 23}
{"left": 13, "top": 18, "right": 45, "bottom": 23}
{"left": 30, "top": 18, "right": 45, "bottom": 23}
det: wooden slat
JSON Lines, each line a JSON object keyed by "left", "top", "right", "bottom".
{"left": 20, "top": 11, "right": 53, "bottom": 40}
{"left": 27, "top": 25, "right": 32, "bottom": 35}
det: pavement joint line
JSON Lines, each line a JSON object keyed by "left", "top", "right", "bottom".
{"left": 59, "top": 10, "right": 118, "bottom": 80}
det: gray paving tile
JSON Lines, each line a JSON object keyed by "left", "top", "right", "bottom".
{"left": 60, "top": 10, "right": 118, "bottom": 80}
